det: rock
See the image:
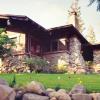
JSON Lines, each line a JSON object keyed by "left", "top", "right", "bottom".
{"left": 67, "top": 67, "right": 76, "bottom": 74}
{"left": 58, "top": 94, "right": 71, "bottom": 100}
{"left": 50, "top": 97, "right": 57, "bottom": 100}
{"left": 0, "top": 84, "right": 16, "bottom": 100}
{"left": 0, "top": 78, "right": 9, "bottom": 86}
{"left": 22, "top": 93, "right": 49, "bottom": 100}
{"left": 49, "top": 91, "right": 71, "bottom": 100}
{"left": 49, "top": 91, "right": 58, "bottom": 98}
{"left": 15, "top": 91, "right": 24, "bottom": 100}
{"left": 76, "top": 68, "right": 86, "bottom": 74}
{"left": 25, "top": 81, "right": 46, "bottom": 95}
{"left": 46, "top": 88, "right": 56, "bottom": 95}
{"left": 57, "top": 89, "right": 67, "bottom": 93}
{"left": 90, "top": 93, "right": 100, "bottom": 100}
{"left": 93, "top": 64, "right": 100, "bottom": 73}
{"left": 46, "top": 88, "right": 55, "bottom": 92}
{"left": 69, "top": 84, "right": 86, "bottom": 95}
{"left": 71, "top": 93, "right": 92, "bottom": 100}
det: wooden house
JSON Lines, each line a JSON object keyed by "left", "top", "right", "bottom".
{"left": 0, "top": 14, "right": 100, "bottom": 68}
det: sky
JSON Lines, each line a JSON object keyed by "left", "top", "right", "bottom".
{"left": 0, "top": 0, "right": 100, "bottom": 42}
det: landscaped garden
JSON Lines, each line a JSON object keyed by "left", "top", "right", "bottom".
{"left": 0, "top": 28, "right": 100, "bottom": 100}
{"left": 0, "top": 73, "right": 100, "bottom": 92}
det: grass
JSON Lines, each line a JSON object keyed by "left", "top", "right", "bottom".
{"left": 0, "top": 73, "right": 100, "bottom": 92}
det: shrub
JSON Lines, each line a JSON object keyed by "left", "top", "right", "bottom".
{"left": 10, "top": 74, "right": 16, "bottom": 87}
{"left": 23, "top": 56, "right": 48, "bottom": 73}
{"left": 49, "top": 64, "right": 67, "bottom": 73}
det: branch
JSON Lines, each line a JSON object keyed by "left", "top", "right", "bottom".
{"left": 88, "top": 0, "right": 96, "bottom": 6}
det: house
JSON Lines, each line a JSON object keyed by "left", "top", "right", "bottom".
{"left": 0, "top": 14, "right": 100, "bottom": 69}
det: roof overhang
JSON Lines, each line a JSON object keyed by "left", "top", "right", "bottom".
{"left": 47, "top": 24, "right": 90, "bottom": 44}
{"left": 0, "top": 14, "right": 50, "bottom": 39}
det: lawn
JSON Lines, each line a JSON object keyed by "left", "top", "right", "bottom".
{"left": 0, "top": 73, "right": 100, "bottom": 92}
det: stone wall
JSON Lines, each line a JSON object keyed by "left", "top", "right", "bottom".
{"left": 69, "top": 36, "right": 85, "bottom": 67}
{"left": 43, "top": 51, "right": 69, "bottom": 66}
{"left": 93, "top": 50, "right": 100, "bottom": 64}
{"left": 1, "top": 80, "right": 100, "bottom": 100}
{"left": 43, "top": 36, "right": 85, "bottom": 68}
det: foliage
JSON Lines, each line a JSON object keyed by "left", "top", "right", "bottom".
{"left": 55, "top": 84, "right": 61, "bottom": 91}
{"left": 23, "top": 56, "right": 48, "bottom": 73}
{"left": 85, "top": 61, "right": 93, "bottom": 73}
{"left": 85, "top": 61, "right": 93, "bottom": 67}
{"left": 0, "top": 28, "right": 15, "bottom": 58}
{"left": 68, "top": 0, "right": 84, "bottom": 33}
{"left": 88, "top": 0, "right": 100, "bottom": 11}
{"left": 10, "top": 74, "right": 16, "bottom": 87}
{"left": 50, "top": 64, "right": 67, "bottom": 73}
{"left": 86, "top": 25, "right": 96, "bottom": 44}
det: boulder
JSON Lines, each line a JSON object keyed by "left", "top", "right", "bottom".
{"left": 90, "top": 93, "right": 100, "bottom": 100}
{"left": 69, "top": 84, "right": 86, "bottom": 95}
{"left": 0, "top": 84, "right": 16, "bottom": 100}
{"left": 49, "top": 91, "right": 71, "bottom": 100}
{"left": 15, "top": 90, "right": 24, "bottom": 100}
{"left": 46, "top": 88, "right": 56, "bottom": 95}
{"left": 71, "top": 93, "right": 92, "bottom": 100}
{"left": 49, "top": 91, "right": 58, "bottom": 98}
{"left": 50, "top": 97, "right": 57, "bottom": 100}
{"left": 22, "top": 93, "right": 49, "bottom": 100}
{"left": 0, "top": 78, "right": 9, "bottom": 86}
{"left": 57, "top": 89, "right": 67, "bottom": 93}
{"left": 58, "top": 94, "right": 71, "bottom": 100}
{"left": 25, "top": 81, "right": 46, "bottom": 95}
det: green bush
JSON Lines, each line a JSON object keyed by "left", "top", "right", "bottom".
{"left": 23, "top": 56, "right": 48, "bottom": 73}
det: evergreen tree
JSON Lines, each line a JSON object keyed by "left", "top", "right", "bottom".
{"left": 67, "top": 0, "right": 84, "bottom": 33}
{"left": 86, "top": 25, "right": 96, "bottom": 44}
{"left": 88, "top": 0, "right": 100, "bottom": 11}
{"left": 0, "top": 28, "right": 15, "bottom": 59}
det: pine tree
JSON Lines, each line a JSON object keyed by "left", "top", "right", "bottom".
{"left": 86, "top": 25, "right": 96, "bottom": 44}
{"left": 88, "top": 0, "right": 100, "bottom": 11}
{"left": 67, "top": 0, "right": 84, "bottom": 33}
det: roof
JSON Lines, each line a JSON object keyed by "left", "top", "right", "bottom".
{"left": 47, "top": 25, "right": 90, "bottom": 44}
{"left": 91, "top": 44, "right": 100, "bottom": 50}
{"left": 0, "top": 14, "right": 49, "bottom": 39}
{"left": 0, "top": 14, "right": 100, "bottom": 49}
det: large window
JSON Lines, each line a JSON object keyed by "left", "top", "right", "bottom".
{"left": 51, "top": 38, "right": 68, "bottom": 52}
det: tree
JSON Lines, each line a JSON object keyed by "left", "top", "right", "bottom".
{"left": 88, "top": 0, "right": 100, "bottom": 11}
{"left": 0, "top": 28, "right": 15, "bottom": 59}
{"left": 67, "top": 0, "right": 84, "bottom": 33}
{"left": 86, "top": 25, "right": 96, "bottom": 44}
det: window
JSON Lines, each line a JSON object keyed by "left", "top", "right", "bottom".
{"left": 51, "top": 38, "right": 67, "bottom": 52}
{"left": 59, "top": 38, "right": 67, "bottom": 50}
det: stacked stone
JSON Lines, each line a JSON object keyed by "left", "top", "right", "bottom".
{"left": 0, "top": 79, "right": 100, "bottom": 100}
{"left": 93, "top": 50, "right": 100, "bottom": 64}
{"left": 69, "top": 37, "right": 85, "bottom": 68}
